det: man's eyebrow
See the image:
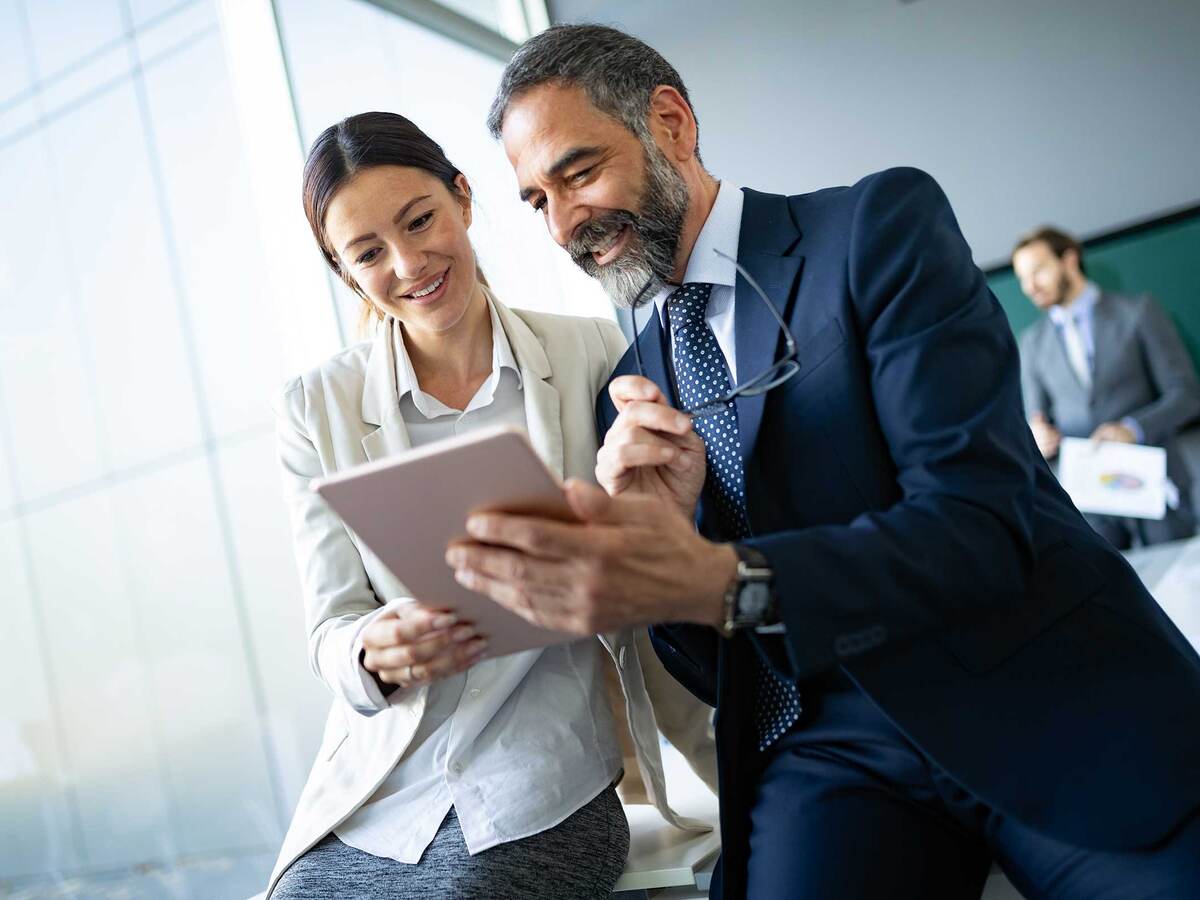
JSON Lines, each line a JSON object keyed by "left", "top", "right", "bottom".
{"left": 518, "top": 147, "right": 602, "bottom": 202}
{"left": 342, "top": 194, "right": 433, "bottom": 251}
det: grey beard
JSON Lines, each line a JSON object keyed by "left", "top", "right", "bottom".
{"left": 565, "top": 141, "right": 690, "bottom": 309}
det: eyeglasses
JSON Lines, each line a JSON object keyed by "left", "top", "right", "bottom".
{"left": 630, "top": 248, "right": 802, "bottom": 418}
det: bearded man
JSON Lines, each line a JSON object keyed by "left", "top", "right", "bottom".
{"left": 442, "top": 24, "right": 1200, "bottom": 900}
{"left": 1013, "top": 226, "right": 1199, "bottom": 548}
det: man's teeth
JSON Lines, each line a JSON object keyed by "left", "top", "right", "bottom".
{"left": 595, "top": 228, "right": 623, "bottom": 255}
{"left": 410, "top": 274, "right": 445, "bottom": 298}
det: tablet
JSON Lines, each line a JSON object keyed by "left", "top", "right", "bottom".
{"left": 311, "top": 425, "right": 580, "bottom": 659}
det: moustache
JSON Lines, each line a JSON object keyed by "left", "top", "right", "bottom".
{"left": 566, "top": 210, "right": 639, "bottom": 267}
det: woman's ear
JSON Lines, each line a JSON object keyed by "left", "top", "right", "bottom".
{"left": 453, "top": 173, "right": 473, "bottom": 228}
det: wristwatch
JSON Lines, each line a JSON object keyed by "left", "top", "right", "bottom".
{"left": 718, "top": 544, "right": 778, "bottom": 637}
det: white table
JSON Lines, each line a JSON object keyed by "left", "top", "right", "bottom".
{"left": 612, "top": 744, "right": 720, "bottom": 898}
{"left": 1124, "top": 533, "right": 1200, "bottom": 652}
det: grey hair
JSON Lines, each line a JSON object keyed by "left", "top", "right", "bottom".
{"left": 486, "top": 24, "right": 701, "bottom": 160}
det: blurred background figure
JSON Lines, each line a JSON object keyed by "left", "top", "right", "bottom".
{"left": 1013, "top": 227, "right": 1200, "bottom": 548}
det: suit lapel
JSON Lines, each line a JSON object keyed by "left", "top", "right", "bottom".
{"left": 494, "top": 300, "right": 565, "bottom": 479}
{"left": 733, "top": 190, "right": 805, "bottom": 459}
{"left": 360, "top": 320, "right": 413, "bottom": 462}
{"left": 523, "top": 379, "right": 564, "bottom": 479}
{"left": 634, "top": 306, "right": 676, "bottom": 404}
{"left": 1088, "top": 293, "right": 1118, "bottom": 396}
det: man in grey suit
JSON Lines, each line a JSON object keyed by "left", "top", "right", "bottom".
{"left": 1013, "top": 226, "right": 1200, "bottom": 548}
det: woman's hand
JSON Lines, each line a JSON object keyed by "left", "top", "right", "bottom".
{"left": 361, "top": 604, "right": 488, "bottom": 688}
{"left": 596, "top": 376, "right": 706, "bottom": 521}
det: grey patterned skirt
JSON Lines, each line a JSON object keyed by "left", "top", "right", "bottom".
{"left": 271, "top": 785, "right": 629, "bottom": 899}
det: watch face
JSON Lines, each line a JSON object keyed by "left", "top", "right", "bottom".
{"left": 738, "top": 582, "right": 773, "bottom": 621}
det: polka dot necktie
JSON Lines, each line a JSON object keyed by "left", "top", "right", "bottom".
{"left": 666, "top": 283, "right": 802, "bottom": 752}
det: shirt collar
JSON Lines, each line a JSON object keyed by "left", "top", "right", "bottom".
{"left": 653, "top": 182, "right": 744, "bottom": 321}
{"left": 392, "top": 294, "right": 521, "bottom": 418}
{"left": 1048, "top": 281, "right": 1099, "bottom": 325}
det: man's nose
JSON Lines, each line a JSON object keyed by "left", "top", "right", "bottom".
{"left": 545, "top": 199, "right": 588, "bottom": 249}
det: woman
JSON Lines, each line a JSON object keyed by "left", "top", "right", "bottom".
{"left": 265, "top": 112, "right": 715, "bottom": 899}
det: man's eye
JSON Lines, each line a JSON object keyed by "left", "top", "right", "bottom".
{"left": 569, "top": 167, "right": 592, "bottom": 184}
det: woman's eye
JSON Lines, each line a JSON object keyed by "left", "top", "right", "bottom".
{"left": 356, "top": 248, "right": 379, "bottom": 265}
{"left": 409, "top": 212, "right": 433, "bottom": 231}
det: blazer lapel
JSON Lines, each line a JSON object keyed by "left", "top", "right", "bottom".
{"left": 360, "top": 319, "right": 413, "bottom": 462}
{"left": 1087, "top": 293, "right": 1118, "bottom": 397}
{"left": 634, "top": 307, "right": 675, "bottom": 404}
{"left": 493, "top": 299, "right": 564, "bottom": 479}
{"left": 733, "top": 190, "right": 805, "bottom": 459}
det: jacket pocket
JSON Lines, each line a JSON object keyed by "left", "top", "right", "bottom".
{"left": 940, "top": 542, "right": 1106, "bottom": 673}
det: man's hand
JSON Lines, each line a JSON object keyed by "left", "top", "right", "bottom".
{"left": 595, "top": 376, "right": 706, "bottom": 519}
{"left": 1090, "top": 421, "right": 1137, "bottom": 444}
{"left": 1029, "top": 412, "right": 1061, "bottom": 459}
{"left": 361, "top": 605, "right": 487, "bottom": 687}
{"left": 444, "top": 479, "right": 737, "bottom": 635}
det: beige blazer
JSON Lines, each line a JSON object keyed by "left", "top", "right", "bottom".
{"left": 266, "top": 295, "right": 717, "bottom": 897}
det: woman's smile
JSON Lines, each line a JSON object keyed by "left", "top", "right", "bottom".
{"left": 402, "top": 266, "right": 451, "bottom": 304}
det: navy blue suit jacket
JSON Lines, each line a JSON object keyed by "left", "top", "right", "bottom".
{"left": 597, "top": 168, "right": 1200, "bottom": 897}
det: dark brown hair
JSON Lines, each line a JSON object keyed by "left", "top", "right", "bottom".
{"left": 1012, "top": 226, "right": 1087, "bottom": 275}
{"left": 301, "top": 111, "right": 485, "bottom": 330}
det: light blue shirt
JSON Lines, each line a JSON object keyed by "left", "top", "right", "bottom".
{"left": 653, "top": 181, "right": 744, "bottom": 382}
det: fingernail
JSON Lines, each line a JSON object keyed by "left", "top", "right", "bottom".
{"left": 455, "top": 569, "right": 475, "bottom": 588}
{"left": 466, "top": 516, "right": 487, "bottom": 538}
{"left": 432, "top": 613, "right": 458, "bottom": 629}
{"left": 452, "top": 624, "right": 477, "bottom": 642}
{"left": 445, "top": 548, "right": 463, "bottom": 566}
{"left": 465, "top": 638, "right": 488, "bottom": 657}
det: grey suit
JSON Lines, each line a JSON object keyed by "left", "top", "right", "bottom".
{"left": 1019, "top": 291, "right": 1200, "bottom": 547}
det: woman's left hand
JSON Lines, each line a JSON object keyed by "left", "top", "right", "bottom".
{"left": 361, "top": 604, "right": 488, "bottom": 688}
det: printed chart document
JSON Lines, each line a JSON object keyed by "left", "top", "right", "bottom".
{"left": 1057, "top": 437, "right": 1167, "bottom": 520}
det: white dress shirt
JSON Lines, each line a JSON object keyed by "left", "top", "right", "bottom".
{"left": 336, "top": 297, "right": 622, "bottom": 863}
{"left": 652, "top": 181, "right": 745, "bottom": 382}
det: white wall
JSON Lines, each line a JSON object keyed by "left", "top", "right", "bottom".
{"left": 547, "top": 0, "right": 1200, "bottom": 267}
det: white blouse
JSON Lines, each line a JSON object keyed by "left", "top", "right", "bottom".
{"left": 334, "top": 298, "right": 622, "bottom": 862}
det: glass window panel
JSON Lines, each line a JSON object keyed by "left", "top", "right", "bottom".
{"left": 43, "top": 80, "right": 204, "bottom": 471}
{"left": 23, "top": 0, "right": 125, "bottom": 80}
{"left": 0, "top": 132, "right": 108, "bottom": 502}
{"left": 0, "top": 521, "right": 81, "bottom": 879}
{"left": 273, "top": 0, "right": 402, "bottom": 146}
{"left": 0, "top": 0, "right": 34, "bottom": 101}
{"left": 109, "top": 456, "right": 282, "bottom": 853}
{"left": 434, "top": 0, "right": 503, "bottom": 34}
{"left": 134, "top": 0, "right": 218, "bottom": 63}
{"left": 128, "top": 0, "right": 201, "bottom": 28}
{"left": 23, "top": 490, "right": 175, "bottom": 869}
{"left": 216, "top": 434, "right": 329, "bottom": 810}
{"left": 33, "top": 39, "right": 130, "bottom": 119}
{"left": 140, "top": 30, "right": 288, "bottom": 439}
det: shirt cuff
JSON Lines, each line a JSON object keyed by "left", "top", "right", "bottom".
{"left": 348, "top": 597, "right": 417, "bottom": 712}
{"left": 1120, "top": 416, "right": 1145, "bottom": 443}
